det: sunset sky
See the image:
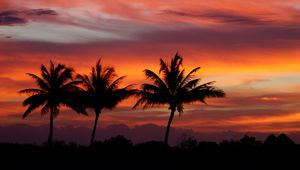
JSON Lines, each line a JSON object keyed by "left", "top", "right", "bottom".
{"left": 1, "top": 0, "right": 300, "bottom": 134}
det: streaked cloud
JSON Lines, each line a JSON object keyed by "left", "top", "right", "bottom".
{"left": 0, "top": 22, "right": 132, "bottom": 43}
{"left": 163, "top": 9, "right": 270, "bottom": 25}
{"left": 0, "top": 9, "right": 57, "bottom": 26}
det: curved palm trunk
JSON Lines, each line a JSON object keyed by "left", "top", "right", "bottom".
{"left": 90, "top": 112, "right": 100, "bottom": 146}
{"left": 164, "top": 109, "right": 175, "bottom": 145}
{"left": 48, "top": 108, "right": 54, "bottom": 147}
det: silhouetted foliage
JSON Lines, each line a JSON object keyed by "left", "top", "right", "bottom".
{"left": 77, "top": 59, "right": 136, "bottom": 145}
{"left": 240, "top": 135, "right": 262, "bottom": 147}
{"left": 277, "top": 133, "right": 295, "bottom": 145}
{"left": 264, "top": 134, "right": 277, "bottom": 146}
{"left": 102, "top": 135, "right": 133, "bottom": 152}
{"left": 103, "top": 135, "right": 132, "bottom": 146}
{"left": 134, "top": 53, "right": 225, "bottom": 145}
{"left": 19, "top": 61, "right": 87, "bottom": 146}
{"left": 177, "top": 136, "right": 198, "bottom": 150}
{"left": 264, "top": 133, "right": 295, "bottom": 147}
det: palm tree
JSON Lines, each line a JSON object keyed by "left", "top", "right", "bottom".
{"left": 78, "top": 59, "right": 136, "bottom": 146}
{"left": 134, "top": 53, "right": 225, "bottom": 145}
{"left": 19, "top": 61, "right": 86, "bottom": 146}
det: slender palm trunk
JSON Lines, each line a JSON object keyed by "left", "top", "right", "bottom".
{"left": 164, "top": 108, "right": 175, "bottom": 145}
{"left": 48, "top": 108, "right": 54, "bottom": 147}
{"left": 90, "top": 111, "right": 100, "bottom": 146}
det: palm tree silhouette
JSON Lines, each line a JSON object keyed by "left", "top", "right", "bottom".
{"left": 19, "top": 61, "right": 86, "bottom": 146}
{"left": 78, "top": 59, "right": 136, "bottom": 146}
{"left": 134, "top": 53, "right": 225, "bottom": 145}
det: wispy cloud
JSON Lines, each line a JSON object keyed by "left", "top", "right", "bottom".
{"left": 0, "top": 11, "right": 27, "bottom": 26}
{"left": 242, "top": 78, "right": 270, "bottom": 85}
{"left": 0, "top": 9, "right": 57, "bottom": 26}
{"left": 163, "top": 9, "right": 270, "bottom": 25}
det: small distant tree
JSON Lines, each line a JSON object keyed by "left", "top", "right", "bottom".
{"left": 178, "top": 135, "right": 198, "bottom": 150}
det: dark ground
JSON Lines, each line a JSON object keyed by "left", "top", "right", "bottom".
{"left": 1, "top": 134, "right": 300, "bottom": 170}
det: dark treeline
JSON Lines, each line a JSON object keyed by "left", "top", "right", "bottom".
{"left": 1, "top": 134, "right": 299, "bottom": 170}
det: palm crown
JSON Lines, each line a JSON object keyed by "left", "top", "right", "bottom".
{"left": 134, "top": 53, "right": 225, "bottom": 144}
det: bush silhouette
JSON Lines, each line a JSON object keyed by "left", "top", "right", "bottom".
{"left": 264, "top": 133, "right": 294, "bottom": 147}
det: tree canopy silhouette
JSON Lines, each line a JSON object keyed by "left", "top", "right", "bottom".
{"left": 134, "top": 53, "right": 225, "bottom": 145}
{"left": 19, "top": 61, "right": 86, "bottom": 146}
{"left": 78, "top": 59, "right": 136, "bottom": 145}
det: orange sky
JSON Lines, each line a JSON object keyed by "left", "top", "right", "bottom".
{"left": 0, "top": 0, "right": 300, "bottom": 133}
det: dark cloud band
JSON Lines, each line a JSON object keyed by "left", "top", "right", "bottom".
{"left": 0, "top": 8, "right": 57, "bottom": 26}
{"left": 163, "top": 9, "right": 269, "bottom": 25}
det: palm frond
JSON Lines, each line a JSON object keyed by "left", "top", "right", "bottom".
{"left": 22, "top": 93, "right": 47, "bottom": 106}
{"left": 159, "top": 58, "right": 169, "bottom": 75}
{"left": 141, "top": 84, "right": 161, "bottom": 93}
{"left": 133, "top": 97, "right": 146, "bottom": 109}
{"left": 57, "top": 67, "right": 74, "bottom": 85}
{"left": 171, "top": 53, "right": 183, "bottom": 72}
{"left": 78, "top": 74, "right": 94, "bottom": 91}
{"left": 103, "top": 67, "right": 116, "bottom": 81}
{"left": 177, "top": 104, "right": 184, "bottom": 116}
{"left": 40, "top": 64, "right": 50, "bottom": 83}
{"left": 60, "top": 80, "right": 82, "bottom": 90}
{"left": 52, "top": 106, "right": 60, "bottom": 117}
{"left": 179, "top": 67, "right": 201, "bottom": 88}
{"left": 22, "top": 94, "right": 47, "bottom": 118}
{"left": 23, "top": 103, "right": 42, "bottom": 118}
{"left": 144, "top": 69, "right": 168, "bottom": 90}
{"left": 182, "top": 78, "right": 201, "bottom": 90}
{"left": 41, "top": 102, "right": 50, "bottom": 116}
{"left": 53, "top": 63, "right": 66, "bottom": 79}
{"left": 183, "top": 83, "right": 225, "bottom": 104}
{"left": 50, "top": 60, "right": 55, "bottom": 74}
{"left": 176, "top": 69, "right": 185, "bottom": 85}
{"left": 107, "top": 76, "right": 125, "bottom": 91}
{"left": 19, "top": 88, "right": 46, "bottom": 94}
{"left": 26, "top": 73, "right": 50, "bottom": 91}
{"left": 105, "top": 87, "right": 136, "bottom": 109}
{"left": 133, "top": 91, "right": 168, "bottom": 109}
{"left": 96, "top": 59, "right": 102, "bottom": 79}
